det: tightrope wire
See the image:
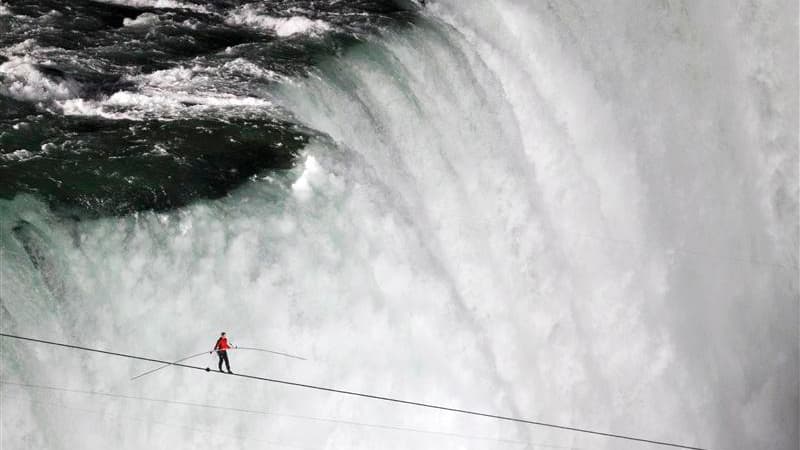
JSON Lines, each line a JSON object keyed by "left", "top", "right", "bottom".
{"left": 0, "top": 332, "right": 708, "bottom": 450}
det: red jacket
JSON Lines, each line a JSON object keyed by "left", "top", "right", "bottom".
{"left": 215, "top": 337, "right": 230, "bottom": 351}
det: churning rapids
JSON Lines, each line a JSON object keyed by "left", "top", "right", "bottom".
{"left": 0, "top": 1, "right": 797, "bottom": 449}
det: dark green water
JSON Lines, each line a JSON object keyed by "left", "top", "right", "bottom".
{"left": 0, "top": 0, "right": 419, "bottom": 215}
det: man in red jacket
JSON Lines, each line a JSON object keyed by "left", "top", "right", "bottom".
{"left": 214, "top": 332, "right": 233, "bottom": 374}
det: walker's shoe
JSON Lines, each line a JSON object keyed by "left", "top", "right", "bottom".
{"left": 227, "top": 370, "right": 233, "bottom": 374}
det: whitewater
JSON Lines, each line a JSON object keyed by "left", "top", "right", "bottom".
{"left": 1, "top": 1, "right": 797, "bottom": 449}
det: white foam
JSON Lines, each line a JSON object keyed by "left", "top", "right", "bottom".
{"left": 180, "top": 18, "right": 201, "bottom": 29}
{"left": 144, "top": 60, "right": 282, "bottom": 84}
{"left": 93, "top": 0, "right": 208, "bottom": 13}
{"left": 59, "top": 89, "right": 272, "bottom": 120}
{"left": 291, "top": 154, "right": 345, "bottom": 201}
{"left": 105, "top": 91, "right": 183, "bottom": 108}
{"left": 1, "top": 149, "right": 34, "bottom": 162}
{"left": 222, "top": 58, "right": 283, "bottom": 81}
{"left": 227, "top": 5, "right": 330, "bottom": 37}
{"left": 114, "top": 90, "right": 271, "bottom": 108}
{"left": 0, "top": 57, "right": 81, "bottom": 102}
{"left": 138, "top": 66, "right": 201, "bottom": 87}
{"left": 57, "top": 98, "right": 117, "bottom": 119}
{"left": 271, "top": 16, "right": 330, "bottom": 37}
{"left": 123, "top": 12, "right": 161, "bottom": 27}
{"left": 291, "top": 155, "right": 322, "bottom": 199}
{"left": 150, "top": 144, "right": 169, "bottom": 156}
{"left": 1, "top": 39, "right": 39, "bottom": 57}
{"left": 54, "top": 62, "right": 275, "bottom": 120}
{"left": 0, "top": 2, "right": 11, "bottom": 16}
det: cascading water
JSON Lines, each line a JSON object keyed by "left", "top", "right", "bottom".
{"left": 1, "top": 1, "right": 797, "bottom": 449}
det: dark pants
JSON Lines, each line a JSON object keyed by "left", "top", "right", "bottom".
{"left": 217, "top": 351, "right": 231, "bottom": 372}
